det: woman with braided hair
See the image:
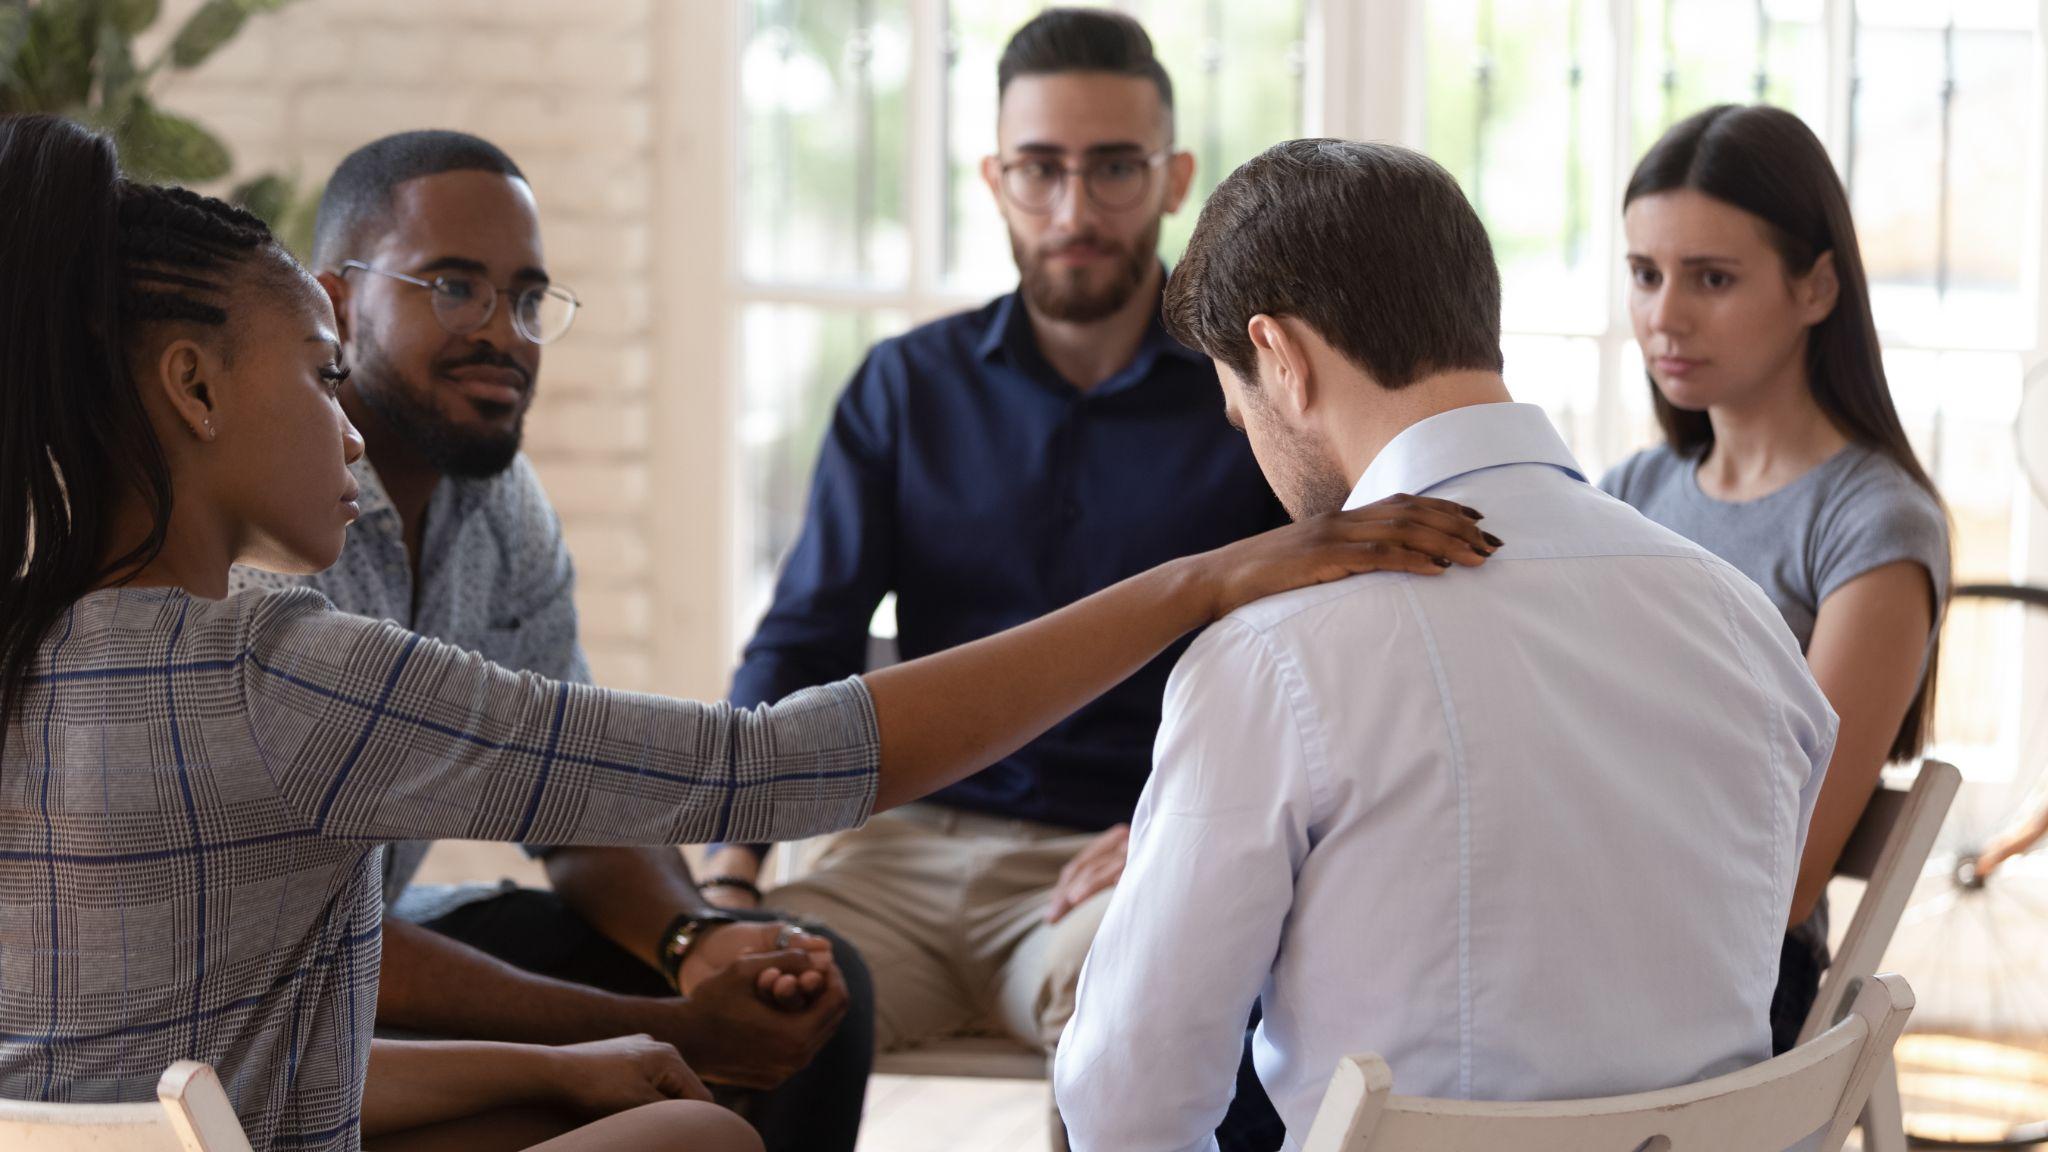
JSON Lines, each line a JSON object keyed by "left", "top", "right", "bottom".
{"left": 0, "top": 113, "right": 1497, "bottom": 1151}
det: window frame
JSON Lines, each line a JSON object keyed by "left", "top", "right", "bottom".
{"left": 679, "top": 0, "right": 2048, "bottom": 741}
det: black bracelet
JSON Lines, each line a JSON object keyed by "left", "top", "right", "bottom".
{"left": 695, "top": 875, "right": 763, "bottom": 901}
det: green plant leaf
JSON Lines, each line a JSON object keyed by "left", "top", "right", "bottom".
{"left": 0, "top": 3, "right": 30, "bottom": 94}
{"left": 167, "top": 0, "right": 295, "bottom": 70}
{"left": 168, "top": 0, "right": 247, "bottom": 69}
{"left": 230, "top": 171, "right": 293, "bottom": 225}
{"left": 96, "top": 21, "right": 140, "bottom": 112}
{"left": 119, "top": 101, "right": 233, "bottom": 183}
{"left": 105, "top": 0, "right": 161, "bottom": 37}
{"left": 6, "top": 0, "right": 98, "bottom": 111}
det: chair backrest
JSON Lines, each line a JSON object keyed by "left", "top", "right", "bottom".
{"left": 1797, "top": 759, "right": 1961, "bottom": 1045}
{"left": 1302, "top": 973, "right": 1914, "bottom": 1152}
{"left": 0, "top": 1061, "right": 254, "bottom": 1152}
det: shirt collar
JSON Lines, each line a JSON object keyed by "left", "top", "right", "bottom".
{"left": 349, "top": 454, "right": 487, "bottom": 530}
{"left": 1343, "top": 402, "right": 1587, "bottom": 511}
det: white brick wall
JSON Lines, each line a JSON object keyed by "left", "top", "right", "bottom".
{"left": 152, "top": 0, "right": 702, "bottom": 693}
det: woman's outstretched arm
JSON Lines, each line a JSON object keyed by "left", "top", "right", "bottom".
{"left": 865, "top": 494, "right": 1491, "bottom": 810}
{"left": 242, "top": 495, "right": 1489, "bottom": 848}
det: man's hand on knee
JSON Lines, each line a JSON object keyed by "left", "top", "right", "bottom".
{"left": 1048, "top": 824, "right": 1130, "bottom": 924}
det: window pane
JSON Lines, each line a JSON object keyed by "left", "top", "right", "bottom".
{"left": 741, "top": 0, "right": 912, "bottom": 287}
{"left": 1632, "top": 0, "right": 1827, "bottom": 151}
{"left": 1503, "top": 335, "right": 1603, "bottom": 466}
{"left": 736, "top": 305, "right": 909, "bottom": 637}
{"left": 1424, "top": 0, "right": 1616, "bottom": 334}
{"left": 943, "top": 0, "right": 1306, "bottom": 293}
{"left": 1616, "top": 341, "right": 1665, "bottom": 464}
{"left": 1885, "top": 349, "right": 2026, "bottom": 770}
{"left": 1854, "top": 1, "right": 2038, "bottom": 344}
{"left": 943, "top": 0, "right": 1048, "bottom": 298}
{"left": 1125, "top": 0, "right": 1308, "bottom": 260}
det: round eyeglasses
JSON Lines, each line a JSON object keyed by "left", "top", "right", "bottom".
{"left": 339, "top": 260, "right": 581, "bottom": 345}
{"left": 996, "top": 150, "right": 1171, "bottom": 214}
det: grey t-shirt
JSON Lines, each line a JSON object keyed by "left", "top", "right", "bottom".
{"left": 1600, "top": 443, "right": 1949, "bottom": 649}
{"left": 1601, "top": 441, "right": 1950, "bottom": 957}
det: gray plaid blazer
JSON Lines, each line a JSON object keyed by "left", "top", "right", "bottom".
{"left": 0, "top": 585, "right": 879, "bottom": 1151}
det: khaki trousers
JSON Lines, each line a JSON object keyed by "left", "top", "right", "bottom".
{"left": 766, "top": 803, "right": 1114, "bottom": 1055}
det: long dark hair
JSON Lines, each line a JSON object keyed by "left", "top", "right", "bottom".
{"left": 0, "top": 114, "right": 276, "bottom": 722}
{"left": 1626, "top": 103, "right": 1945, "bottom": 761}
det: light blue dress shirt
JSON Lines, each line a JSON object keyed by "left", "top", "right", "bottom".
{"left": 1055, "top": 403, "right": 1837, "bottom": 1152}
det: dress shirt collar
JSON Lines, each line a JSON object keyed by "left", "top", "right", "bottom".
{"left": 1343, "top": 401, "right": 1587, "bottom": 511}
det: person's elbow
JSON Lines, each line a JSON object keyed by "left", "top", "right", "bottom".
{"left": 1053, "top": 1041, "right": 1114, "bottom": 1149}
{"left": 1055, "top": 1042, "right": 1218, "bottom": 1152}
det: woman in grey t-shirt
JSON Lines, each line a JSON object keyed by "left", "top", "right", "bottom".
{"left": 1602, "top": 104, "right": 1950, "bottom": 1055}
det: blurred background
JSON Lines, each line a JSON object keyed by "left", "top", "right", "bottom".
{"left": 10, "top": 0, "right": 2048, "bottom": 1146}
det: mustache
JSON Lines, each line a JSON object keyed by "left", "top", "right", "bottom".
{"left": 434, "top": 345, "right": 533, "bottom": 389}
{"left": 1037, "top": 232, "right": 1124, "bottom": 258}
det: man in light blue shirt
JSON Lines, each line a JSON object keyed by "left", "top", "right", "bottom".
{"left": 1054, "top": 139, "right": 1837, "bottom": 1151}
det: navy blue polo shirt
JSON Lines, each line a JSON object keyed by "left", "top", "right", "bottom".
{"left": 728, "top": 286, "right": 1288, "bottom": 832}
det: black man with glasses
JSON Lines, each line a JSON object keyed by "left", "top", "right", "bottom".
{"left": 229, "top": 130, "right": 878, "bottom": 1152}
{"left": 703, "top": 11, "right": 1287, "bottom": 1125}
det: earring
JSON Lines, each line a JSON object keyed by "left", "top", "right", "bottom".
{"left": 201, "top": 420, "right": 215, "bottom": 440}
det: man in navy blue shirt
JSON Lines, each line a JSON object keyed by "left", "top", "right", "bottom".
{"left": 705, "top": 8, "right": 1285, "bottom": 1071}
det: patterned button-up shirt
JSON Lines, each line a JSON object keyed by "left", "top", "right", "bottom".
{"left": 0, "top": 586, "right": 879, "bottom": 1151}
{"left": 231, "top": 454, "right": 588, "bottom": 909}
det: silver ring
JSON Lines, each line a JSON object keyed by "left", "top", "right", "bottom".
{"left": 774, "top": 925, "right": 794, "bottom": 950}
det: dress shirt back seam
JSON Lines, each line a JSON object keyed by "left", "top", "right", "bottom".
{"left": 1234, "top": 618, "right": 1333, "bottom": 829}
{"left": 1693, "top": 557, "right": 1789, "bottom": 988}
{"left": 1398, "top": 579, "right": 1473, "bottom": 1098}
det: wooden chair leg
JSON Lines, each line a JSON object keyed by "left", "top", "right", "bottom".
{"left": 1858, "top": 1056, "right": 1907, "bottom": 1152}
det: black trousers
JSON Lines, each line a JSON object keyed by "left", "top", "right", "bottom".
{"left": 1214, "top": 1005, "right": 1286, "bottom": 1152}
{"left": 418, "top": 888, "right": 874, "bottom": 1152}
{"left": 1771, "top": 930, "right": 1825, "bottom": 1056}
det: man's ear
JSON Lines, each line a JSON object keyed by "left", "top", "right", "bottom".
{"left": 1247, "top": 313, "right": 1314, "bottom": 416}
{"left": 1163, "top": 149, "right": 1196, "bottom": 214}
{"left": 317, "top": 270, "right": 352, "bottom": 346}
{"left": 151, "top": 338, "right": 220, "bottom": 443}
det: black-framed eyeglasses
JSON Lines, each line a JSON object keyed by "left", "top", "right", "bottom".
{"left": 995, "top": 150, "right": 1172, "bottom": 214}
{"left": 339, "top": 260, "right": 581, "bottom": 345}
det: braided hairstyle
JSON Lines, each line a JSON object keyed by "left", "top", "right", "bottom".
{"left": 0, "top": 113, "right": 285, "bottom": 721}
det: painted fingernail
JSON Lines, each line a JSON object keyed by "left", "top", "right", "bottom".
{"left": 1434, "top": 556, "right": 1454, "bottom": 567}
{"left": 1462, "top": 506, "right": 1484, "bottom": 520}
{"left": 1482, "top": 532, "right": 1504, "bottom": 548}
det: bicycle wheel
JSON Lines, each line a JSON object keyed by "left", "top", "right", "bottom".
{"left": 1887, "top": 584, "right": 2048, "bottom": 1148}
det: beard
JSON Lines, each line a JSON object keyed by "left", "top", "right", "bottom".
{"left": 351, "top": 336, "right": 530, "bottom": 480}
{"left": 1014, "top": 215, "right": 1160, "bottom": 323}
{"left": 1243, "top": 389, "right": 1352, "bottom": 521}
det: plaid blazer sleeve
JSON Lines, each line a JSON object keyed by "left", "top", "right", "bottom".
{"left": 235, "top": 588, "right": 879, "bottom": 849}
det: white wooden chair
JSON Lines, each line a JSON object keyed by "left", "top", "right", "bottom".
{"left": 1302, "top": 971, "right": 1915, "bottom": 1152}
{"left": 1795, "top": 758, "right": 1962, "bottom": 1152}
{"left": 0, "top": 1061, "right": 255, "bottom": 1152}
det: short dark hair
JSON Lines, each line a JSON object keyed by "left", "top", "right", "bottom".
{"left": 997, "top": 7, "right": 1173, "bottom": 116}
{"left": 1165, "top": 138, "right": 1502, "bottom": 389}
{"left": 312, "top": 130, "right": 525, "bottom": 268}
